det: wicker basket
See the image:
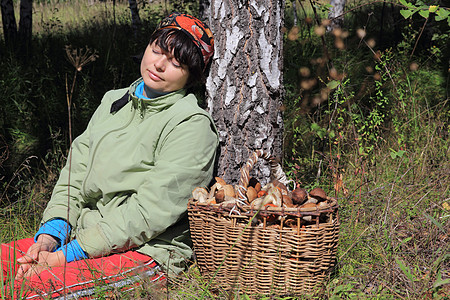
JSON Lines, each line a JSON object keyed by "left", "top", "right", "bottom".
{"left": 187, "top": 151, "right": 339, "bottom": 296}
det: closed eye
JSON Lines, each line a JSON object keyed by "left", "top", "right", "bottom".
{"left": 172, "top": 60, "right": 181, "bottom": 68}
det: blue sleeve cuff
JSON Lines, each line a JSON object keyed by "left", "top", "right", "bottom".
{"left": 58, "top": 240, "right": 88, "bottom": 263}
{"left": 34, "top": 219, "right": 71, "bottom": 247}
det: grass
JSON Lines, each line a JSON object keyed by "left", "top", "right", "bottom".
{"left": 1, "top": 0, "right": 450, "bottom": 299}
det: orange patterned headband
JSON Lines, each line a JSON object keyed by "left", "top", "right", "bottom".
{"left": 156, "top": 12, "right": 214, "bottom": 70}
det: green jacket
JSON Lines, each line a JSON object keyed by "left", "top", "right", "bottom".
{"left": 41, "top": 79, "right": 218, "bottom": 274}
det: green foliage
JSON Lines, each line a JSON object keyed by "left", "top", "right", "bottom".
{"left": 399, "top": 0, "right": 450, "bottom": 25}
{"left": 0, "top": 0, "right": 167, "bottom": 202}
{"left": 282, "top": 0, "right": 449, "bottom": 298}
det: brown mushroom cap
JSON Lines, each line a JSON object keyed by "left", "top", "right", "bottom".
{"left": 215, "top": 189, "right": 225, "bottom": 203}
{"left": 222, "top": 184, "right": 236, "bottom": 197}
{"left": 246, "top": 186, "right": 258, "bottom": 202}
{"left": 309, "top": 187, "right": 327, "bottom": 200}
{"left": 282, "top": 195, "right": 294, "bottom": 208}
{"left": 215, "top": 177, "right": 227, "bottom": 186}
{"left": 272, "top": 179, "right": 288, "bottom": 193}
{"left": 292, "top": 188, "right": 308, "bottom": 205}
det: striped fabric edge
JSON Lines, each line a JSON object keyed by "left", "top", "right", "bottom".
{"left": 25, "top": 259, "right": 165, "bottom": 300}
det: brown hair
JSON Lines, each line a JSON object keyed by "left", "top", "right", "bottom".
{"left": 149, "top": 28, "right": 205, "bottom": 88}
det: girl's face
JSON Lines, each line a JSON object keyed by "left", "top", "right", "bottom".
{"left": 140, "top": 41, "right": 190, "bottom": 96}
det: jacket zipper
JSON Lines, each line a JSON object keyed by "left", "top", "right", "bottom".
{"left": 81, "top": 105, "right": 137, "bottom": 196}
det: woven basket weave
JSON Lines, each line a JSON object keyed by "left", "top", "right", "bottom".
{"left": 187, "top": 151, "right": 339, "bottom": 296}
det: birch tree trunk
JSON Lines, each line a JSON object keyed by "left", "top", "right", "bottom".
{"left": 205, "top": 0, "right": 285, "bottom": 184}
{"left": 328, "top": 0, "right": 346, "bottom": 30}
{"left": 1, "top": 0, "right": 17, "bottom": 47}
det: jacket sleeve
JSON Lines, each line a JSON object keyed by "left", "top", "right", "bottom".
{"left": 75, "top": 114, "right": 218, "bottom": 257}
{"left": 40, "top": 91, "right": 115, "bottom": 227}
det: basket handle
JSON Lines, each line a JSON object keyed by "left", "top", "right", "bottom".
{"left": 236, "top": 150, "right": 291, "bottom": 203}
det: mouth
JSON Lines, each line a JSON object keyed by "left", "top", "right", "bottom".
{"left": 147, "top": 70, "right": 163, "bottom": 81}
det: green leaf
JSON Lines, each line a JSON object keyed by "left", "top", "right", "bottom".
{"left": 327, "top": 80, "right": 340, "bottom": 90}
{"left": 433, "top": 270, "right": 450, "bottom": 288}
{"left": 423, "top": 212, "right": 445, "bottom": 232}
{"left": 317, "top": 130, "right": 325, "bottom": 139}
{"left": 429, "top": 5, "right": 438, "bottom": 13}
{"left": 311, "top": 123, "right": 321, "bottom": 132}
{"left": 435, "top": 14, "right": 446, "bottom": 21}
{"left": 395, "top": 257, "right": 415, "bottom": 282}
{"left": 400, "top": 9, "right": 415, "bottom": 19}
{"left": 402, "top": 236, "right": 412, "bottom": 244}
{"left": 419, "top": 9, "right": 430, "bottom": 18}
{"left": 399, "top": 0, "right": 415, "bottom": 8}
{"left": 435, "top": 8, "right": 450, "bottom": 21}
{"left": 329, "top": 130, "right": 336, "bottom": 139}
{"left": 437, "top": 8, "right": 450, "bottom": 17}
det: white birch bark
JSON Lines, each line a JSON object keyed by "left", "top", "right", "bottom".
{"left": 205, "top": 0, "right": 285, "bottom": 184}
{"left": 328, "top": 0, "right": 346, "bottom": 30}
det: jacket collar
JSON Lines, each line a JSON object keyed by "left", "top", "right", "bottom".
{"left": 130, "top": 78, "right": 187, "bottom": 116}
{"left": 111, "top": 78, "right": 187, "bottom": 117}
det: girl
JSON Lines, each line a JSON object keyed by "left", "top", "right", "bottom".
{"left": 1, "top": 12, "right": 217, "bottom": 299}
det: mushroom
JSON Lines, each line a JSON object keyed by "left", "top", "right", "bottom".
{"left": 250, "top": 196, "right": 273, "bottom": 210}
{"left": 318, "top": 201, "right": 328, "bottom": 209}
{"left": 246, "top": 186, "right": 258, "bottom": 202}
{"left": 261, "top": 183, "right": 273, "bottom": 192}
{"left": 305, "top": 197, "right": 319, "bottom": 204}
{"left": 272, "top": 179, "right": 288, "bottom": 195}
{"left": 255, "top": 182, "right": 262, "bottom": 192}
{"left": 192, "top": 187, "right": 208, "bottom": 203}
{"left": 208, "top": 183, "right": 218, "bottom": 199}
{"left": 215, "top": 189, "right": 225, "bottom": 203}
{"left": 291, "top": 188, "right": 308, "bottom": 205}
{"left": 257, "top": 190, "right": 268, "bottom": 198}
{"left": 282, "top": 195, "right": 294, "bottom": 208}
{"left": 215, "top": 177, "right": 227, "bottom": 186}
{"left": 309, "top": 187, "right": 328, "bottom": 201}
{"left": 222, "top": 184, "right": 236, "bottom": 197}
{"left": 267, "top": 186, "right": 283, "bottom": 207}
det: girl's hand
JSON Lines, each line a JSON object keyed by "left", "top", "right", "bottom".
{"left": 15, "top": 234, "right": 59, "bottom": 279}
{"left": 21, "top": 250, "right": 66, "bottom": 279}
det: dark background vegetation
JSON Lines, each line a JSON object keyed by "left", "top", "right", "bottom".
{"left": 0, "top": 0, "right": 449, "bottom": 298}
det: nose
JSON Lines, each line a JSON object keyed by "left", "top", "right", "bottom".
{"left": 154, "top": 56, "right": 167, "bottom": 71}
